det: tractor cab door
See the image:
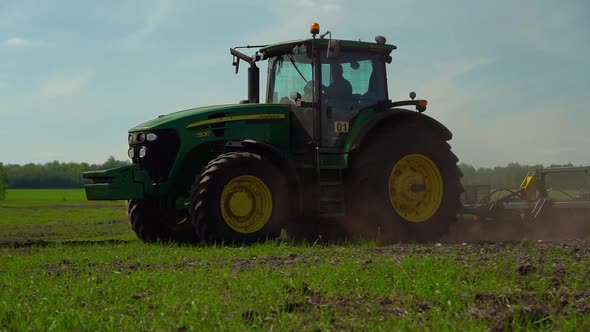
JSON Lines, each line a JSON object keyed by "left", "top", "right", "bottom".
{"left": 267, "top": 53, "right": 316, "bottom": 151}
{"left": 319, "top": 54, "right": 388, "bottom": 147}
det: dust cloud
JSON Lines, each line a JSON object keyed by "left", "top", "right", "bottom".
{"left": 311, "top": 213, "right": 590, "bottom": 244}
{"left": 442, "top": 215, "right": 590, "bottom": 243}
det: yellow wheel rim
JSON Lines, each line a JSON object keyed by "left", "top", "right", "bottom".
{"left": 388, "top": 154, "right": 443, "bottom": 223}
{"left": 220, "top": 175, "right": 273, "bottom": 233}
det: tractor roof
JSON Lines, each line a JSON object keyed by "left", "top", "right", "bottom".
{"left": 259, "top": 38, "right": 397, "bottom": 57}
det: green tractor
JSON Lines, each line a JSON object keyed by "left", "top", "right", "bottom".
{"left": 83, "top": 23, "right": 463, "bottom": 244}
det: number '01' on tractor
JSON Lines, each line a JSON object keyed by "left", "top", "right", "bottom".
{"left": 83, "top": 23, "right": 463, "bottom": 244}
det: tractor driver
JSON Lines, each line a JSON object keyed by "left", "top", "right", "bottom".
{"left": 325, "top": 63, "right": 352, "bottom": 99}
{"left": 298, "top": 63, "right": 352, "bottom": 104}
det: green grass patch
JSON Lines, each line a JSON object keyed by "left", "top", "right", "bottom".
{"left": 0, "top": 241, "right": 588, "bottom": 331}
{"left": 0, "top": 189, "right": 588, "bottom": 330}
{"left": 0, "top": 189, "right": 133, "bottom": 242}
{"left": 1, "top": 189, "right": 121, "bottom": 207}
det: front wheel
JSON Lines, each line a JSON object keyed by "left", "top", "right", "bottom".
{"left": 348, "top": 124, "right": 463, "bottom": 243}
{"left": 190, "top": 152, "right": 290, "bottom": 244}
{"left": 126, "top": 199, "right": 197, "bottom": 243}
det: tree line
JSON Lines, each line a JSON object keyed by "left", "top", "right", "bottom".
{"left": 459, "top": 162, "right": 590, "bottom": 190}
{"left": 1, "top": 159, "right": 589, "bottom": 191}
{"left": 0, "top": 163, "right": 7, "bottom": 200}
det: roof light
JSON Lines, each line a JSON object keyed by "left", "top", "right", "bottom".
{"left": 310, "top": 22, "right": 320, "bottom": 36}
{"left": 375, "top": 35, "right": 386, "bottom": 45}
{"left": 417, "top": 100, "right": 428, "bottom": 113}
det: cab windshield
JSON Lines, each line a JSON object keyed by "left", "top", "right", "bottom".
{"left": 267, "top": 50, "right": 387, "bottom": 105}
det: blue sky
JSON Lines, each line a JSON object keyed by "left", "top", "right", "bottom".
{"left": 1, "top": 0, "right": 589, "bottom": 167}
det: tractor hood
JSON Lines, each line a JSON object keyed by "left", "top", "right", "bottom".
{"left": 129, "top": 103, "right": 290, "bottom": 132}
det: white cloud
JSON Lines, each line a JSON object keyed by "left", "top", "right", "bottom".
{"left": 290, "top": 0, "right": 340, "bottom": 11}
{"left": 395, "top": 56, "right": 590, "bottom": 166}
{"left": 293, "top": 0, "right": 316, "bottom": 8}
{"left": 320, "top": 3, "right": 341, "bottom": 12}
{"left": 440, "top": 97, "right": 590, "bottom": 167}
{"left": 433, "top": 58, "right": 494, "bottom": 80}
{"left": 4, "top": 37, "right": 47, "bottom": 47}
{"left": 126, "top": 0, "right": 179, "bottom": 43}
{"left": 494, "top": 1, "right": 582, "bottom": 57}
{"left": 38, "top": 70, "right": 95, "bottom": 98}
{"left": 409, "top": 57, "right": 494, "bottom": 118}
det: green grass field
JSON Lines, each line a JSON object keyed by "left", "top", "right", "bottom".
{"left": 0, "top": 189, "right": 134, "bottom": 242}
{"left": 0, "top": 189, "right": 588, "bottom": 331}
{"left": 1, "top": 189, "right": 93, "bottom": 206}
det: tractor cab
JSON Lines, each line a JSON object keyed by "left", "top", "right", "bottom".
{"left": 231, "top": 23, "right": 396, "bottom": 148}
{"left": 266, "top": 45, "right": 389, "bottom": 147}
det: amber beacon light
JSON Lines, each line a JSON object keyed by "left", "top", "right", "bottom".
{"left": 310, "top": 22, "right": 320, "bottom": 36}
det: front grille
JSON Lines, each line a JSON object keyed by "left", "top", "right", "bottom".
{"left": 129, "top": 129, "right": 180, "bottom": 182}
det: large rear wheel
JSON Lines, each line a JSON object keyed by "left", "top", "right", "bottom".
{"left": 190, "top": 152, "right": 289, "bottom": 244}
{"left": 348, "top": 124, "right": 463, "bottom": 243}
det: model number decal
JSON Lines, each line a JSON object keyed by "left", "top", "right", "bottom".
{"left": 196, "top": 131, "right": 211, "bottom": 138}
{"left": 334, "top": 121, "right": 349, "bottom": 133}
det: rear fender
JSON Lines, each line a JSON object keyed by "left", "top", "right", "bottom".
{"left": 349, "top": 108, "right": 452, "bottom": 152}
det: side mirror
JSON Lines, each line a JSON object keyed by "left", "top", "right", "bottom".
{"left": 232, "top": 56, "right": 240, "bottom": 74}
{"left": 230, "top": 48, "right": 254, "bottom": 74}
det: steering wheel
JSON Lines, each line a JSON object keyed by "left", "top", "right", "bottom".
{"left": 304, "top": 80, "right": 328, "bottom": 94}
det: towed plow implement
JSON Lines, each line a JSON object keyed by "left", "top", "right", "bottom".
{"left": 456, "top": 166, "right": 590, "bottom": 241}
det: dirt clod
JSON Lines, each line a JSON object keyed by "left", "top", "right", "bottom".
{"left": 517, "top": 261, "right": 535, "bottom": 276}
{"left": 415, "top": 301, "right": 432, "bottom": 312}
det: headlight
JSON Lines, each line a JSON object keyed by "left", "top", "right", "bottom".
{"left": 146, "top": 133, "right": 158, "bottom": 141}
{"left": 128, "top": 134, "right": 133, "bottom": 144}
{"left": 139, "top": 146, "right": 148, "bottom": 158}
{"left": 137, "top": 133, "right": 146, "bottom": 142}
{"left": 128, "top": 148, "right": 135, "bottom": 159}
